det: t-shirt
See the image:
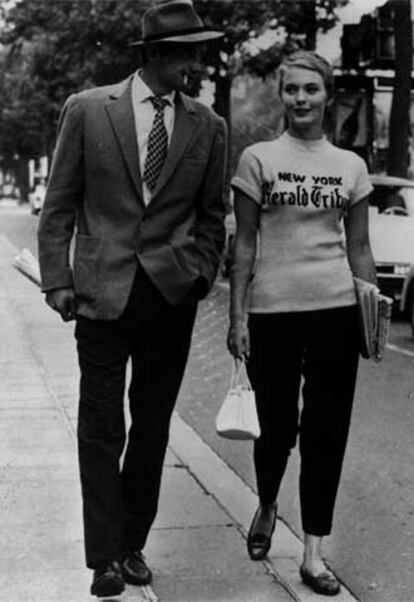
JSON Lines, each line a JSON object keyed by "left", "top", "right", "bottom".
{"left": 231, "top": 131, "right": 373, "bottom": 313}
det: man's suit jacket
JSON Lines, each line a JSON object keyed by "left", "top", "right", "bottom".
{"left": 38, "top": 76, "right": 228, "bottom": 320}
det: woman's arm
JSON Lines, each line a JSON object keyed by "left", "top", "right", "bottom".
{"left": 227, "top": 189, "right": 260, "bottom": 358}
{"left": 345, "top": 195, "right": 378, "bottom": 285}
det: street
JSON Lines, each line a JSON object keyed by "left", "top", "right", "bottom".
{"left": 2, "top": 201, "right": 414, "bottom": 602}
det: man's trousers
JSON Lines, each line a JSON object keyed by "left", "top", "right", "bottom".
{"left": 75, "top": 264, "right": 197, "bottom": 568}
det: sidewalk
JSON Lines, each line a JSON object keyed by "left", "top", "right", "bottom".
{"left": 0, "top": 234, "right": 357, "bottom": 602}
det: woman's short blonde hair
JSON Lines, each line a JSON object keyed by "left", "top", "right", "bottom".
{"left": 278, "top": 50, "right": 334, "bottom": 99}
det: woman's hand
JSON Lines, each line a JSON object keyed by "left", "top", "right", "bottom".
{"left": 227, "top": 319, "right": 250, "bottom": 359}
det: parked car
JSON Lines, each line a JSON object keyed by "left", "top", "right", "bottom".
{"left": 29, "top": 180, "right": 46, "bottom": 215}
{"left": 368, "top": 175, "right": 414, "bottom": 331}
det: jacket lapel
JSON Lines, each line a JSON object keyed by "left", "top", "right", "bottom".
{"left": 106, "top": 77, "right": 144, "bottom": 204}
{"left": 152, "top": 93, "right": 199, "bottom": 200}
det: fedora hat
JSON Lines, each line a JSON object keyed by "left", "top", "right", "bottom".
{"left": 130, "top": 0, "right": 224, "bottom": 46}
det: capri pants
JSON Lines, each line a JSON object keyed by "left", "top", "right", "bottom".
{"left": 247, "top": 305, "right": 360, "bottom": 536}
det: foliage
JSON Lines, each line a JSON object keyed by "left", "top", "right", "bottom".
{"left": 231, "top": 73, "right": 284, "bottom": 171}
{"left": 194, "top": 1, "right": 342, "bottom": 119}
{"left": 0, "top": 0, "right": 147, "bottom": 165}
{"left": 0, "top": 0, "right": 344, "bottom": 167}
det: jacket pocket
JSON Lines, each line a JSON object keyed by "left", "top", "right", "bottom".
{"left": 171, "top": 238, "right": 199, "bottom": 280}
{"left": 73, "top": 235, "right": 104, "bottom": 302}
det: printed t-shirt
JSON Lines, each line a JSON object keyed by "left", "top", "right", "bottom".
{"left": 231, "top": 131, "right": 373, "bottom": 313}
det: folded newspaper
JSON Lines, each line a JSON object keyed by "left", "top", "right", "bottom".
{"left": 13, "top": 248, "right": 41, "bottom": 288}
{"left": 353, "top": 277, "right": 393, "bottom": 362}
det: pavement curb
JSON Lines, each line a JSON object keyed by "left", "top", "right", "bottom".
{"left": 169, "top": 413, "right": 359, "bottom": 602}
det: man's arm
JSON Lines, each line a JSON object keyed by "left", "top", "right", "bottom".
{"left": 38, "top": 94, "right": 84, "bottom": 320}
{"left": 38, "top": 94, "right": 84, "bottom": 293}
{"left": 194, "top": 116, "right": 228, "bottom": 296}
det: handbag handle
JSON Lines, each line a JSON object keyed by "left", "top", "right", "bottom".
{"left": 230, "top": 358, "right": 252, "bottom": 390}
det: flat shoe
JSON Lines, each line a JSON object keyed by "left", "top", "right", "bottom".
{"left": 247, "top": 504, "right": 277, "bottom": 561}
{"left": 300, "top": 565, "right": 340, "bottom": 596}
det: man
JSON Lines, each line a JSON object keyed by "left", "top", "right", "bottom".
{"left": 38, "top": 1, "right": 227, "bottom": 597}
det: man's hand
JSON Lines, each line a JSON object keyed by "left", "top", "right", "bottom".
{"left": 45, "top": 287, "right": 77, "bottom": 322}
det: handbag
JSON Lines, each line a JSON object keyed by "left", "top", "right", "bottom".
{"left": 353, "top": 277, "right": 393, "bottom": 362}
{"left": 215, "top": 359, "right": 261, "bottom": 440}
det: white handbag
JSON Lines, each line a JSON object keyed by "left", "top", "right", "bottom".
{"left": 215, "top": 359, "right": 261, "bottom": 440}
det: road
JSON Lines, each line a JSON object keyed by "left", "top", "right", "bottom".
{"left": 2, "top": 200, "right": 414, "bottom": 602}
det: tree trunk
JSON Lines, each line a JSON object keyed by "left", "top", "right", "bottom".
{"left": 387, "top": 0, "right": 413, "bottom": 177}
{"left": 15, "top": 156, "right": 30, "bottom": 203}
{"left": 304, "top": 0, "right": 317, "bottom": 50}
{"left": 212, "top": 74, "right": 232, "bottom": 199}
{"left": 212, "top": 74, "right": 232, "bottom": 126}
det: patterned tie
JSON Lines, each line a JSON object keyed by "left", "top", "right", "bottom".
{"left": 143, "top": 96, "right": 170, "bottom": 193}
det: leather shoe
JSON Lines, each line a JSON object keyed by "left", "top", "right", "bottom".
{"left": 247, "top": 504, "right": 277, "bottom": 561}
{"left": 122, "top": 550, "right": 152, "bottom": 586}
{"left": 300, "top": 565, "right": 340, "bottom": 596}
{"left": 90, "top": 560, "right": 124, "bottom": 597}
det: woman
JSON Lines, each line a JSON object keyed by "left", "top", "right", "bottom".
{"left": 227, "top": 51, "right": 377, "bottom": 597}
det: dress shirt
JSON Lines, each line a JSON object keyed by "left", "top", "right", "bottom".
{"left": 131, "top": 71, "right": 175, "bottom": 205}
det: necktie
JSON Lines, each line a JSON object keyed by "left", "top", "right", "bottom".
{"left": 143, "top": 96, "right": 170, "bottom": 193}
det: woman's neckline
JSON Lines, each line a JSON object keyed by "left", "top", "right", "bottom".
{"left": 282, "top": 130, "right": 328, "bottom": 151}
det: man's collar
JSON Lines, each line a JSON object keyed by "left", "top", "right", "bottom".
{"left": 133, "top": 70, "right": 175, "bottom": 105}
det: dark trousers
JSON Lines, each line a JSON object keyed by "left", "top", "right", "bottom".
{"left": 247, "top": 306, "right": 360, "bottom": 536}
{"left": 75, "top": 264, "right": 197, "bottom": 568}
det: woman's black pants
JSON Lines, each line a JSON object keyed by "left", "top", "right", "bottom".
{"left": 247, "top": 305, "right": 360, "bottom": 536}
{"left": 75, "top": 265, "right": 197, "bottom": 569}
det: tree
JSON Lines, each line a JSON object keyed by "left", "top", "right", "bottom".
{"left": 0, "top": 36, "right": 55, "bottom": 197}
{"left": 0, "top": 0, "right": 344, "bottom": 176}
{"left": 195, "top": 0, "right": 343, "bottom": 124}
{"left": 0, "top": 0, "right": 148, "bottom": 168}
{"left": 387, "top": 0, "right": 413, "bottom": 177}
